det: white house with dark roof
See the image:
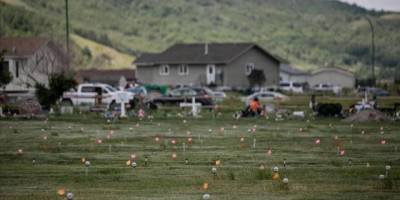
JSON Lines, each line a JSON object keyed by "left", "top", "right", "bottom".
{"left": 0, "top": 37, "right": 69, "bottom": 94}
{"left": 134, "top": 43, "right": 281, "bottom": 88}
{"left": 279, "top": 63, "right": 310, "bottom": 83}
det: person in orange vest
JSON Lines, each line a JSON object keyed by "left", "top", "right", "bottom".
{"left": 249, "top": 97, "right": 262, "bottom": 116}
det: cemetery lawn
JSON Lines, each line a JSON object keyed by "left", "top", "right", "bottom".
{"left": 0, "top": 115, "right": 399, "bottom": 200}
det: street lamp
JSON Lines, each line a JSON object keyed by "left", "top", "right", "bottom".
{"left": 365, "top": 17, "right": 375, "bottom": 86}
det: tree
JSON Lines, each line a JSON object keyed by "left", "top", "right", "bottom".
{"left": 0, "top": 50, "right": 13, "bottom": 90}
{"left": 35, "top": 73, "right": 77, "bottom": 109}
{"left": 247, "top": 69, "right": 266, "bottom": 87}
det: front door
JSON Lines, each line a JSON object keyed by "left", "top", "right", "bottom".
{"left": 206, "top": 64, "right": 216, "bottom": 85}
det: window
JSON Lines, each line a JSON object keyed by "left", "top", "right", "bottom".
{"left": 160, "top": 65, "right": 169, "bottom": 75}
{"left": 245, "top": 63, "right": 255, "bottom": 75}
{"left": 15, "top": 60, "right": 20, "bottom": 78}
{"left": 81, "top": 87, "right": 96, "bottom": 93}
{"left": 178, "top": 64, "right": 189, "bottom": 75}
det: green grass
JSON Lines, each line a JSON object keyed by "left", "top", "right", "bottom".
{"left": 0, "top": 110, "right": 399, "bottom": 199}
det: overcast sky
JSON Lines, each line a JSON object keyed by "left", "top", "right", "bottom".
{"left": 339, "top": 0, "right": 400, "bottom": 11}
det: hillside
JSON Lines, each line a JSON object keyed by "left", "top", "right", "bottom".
{"left": 1, "top": 0, "right": 399, "bottom": 78}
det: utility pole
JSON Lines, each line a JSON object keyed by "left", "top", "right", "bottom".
{"left": 65, "top": 0, "right": 70, "bottom": 55}
{"left": 365, "top": 17, "right": 375, "bottom": 86}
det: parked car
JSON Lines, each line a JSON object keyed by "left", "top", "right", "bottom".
{"left": 126, "top": 86, "right": 147, "bottom": 97}
{"left": 313, "top": 83, "right": 341, "bottom": 94}
{"left": 191, "top": 87, "right": 226, "bottom": 103}
{"left": 358, "top": 87, "right": 390, "bottom": 97}
{"left": 279, "top": 82, "right": 303, "bottom": 93}
{"left": 148, "top": 87, "right": 214, "bottom": 107}
{"left": 241, "top": 91, "right": 289, "bottom": 105}
{"left": 61, "top": 83, "right": 134, "bottom": 109}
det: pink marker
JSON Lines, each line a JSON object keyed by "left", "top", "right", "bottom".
{"left": 315, "top": 138, "right": 321, "bottom": 145}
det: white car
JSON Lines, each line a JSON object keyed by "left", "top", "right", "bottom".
{"left": 62, "top": 83, "right": 134, "bottom": 109}
{"left": 313, "top": 83, "right": 341, "bottom": 94}
{"left": 279, "top": 82, "right": 303, "bottom": 93}
{"left": 241, "top": 91, "right": 289, "bottom": 105}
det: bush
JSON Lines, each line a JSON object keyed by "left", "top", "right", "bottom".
{"left": 316, "top": 103, "right": 342, "bottom": 117}
{"left": 35, "top": 73, "right": 77, "bottom": 109}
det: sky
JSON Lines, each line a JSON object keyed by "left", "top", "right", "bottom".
{"left": 339, "top": 0, "right": 400, "bottom": 11}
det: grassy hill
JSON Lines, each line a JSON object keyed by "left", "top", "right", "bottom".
{"left": 1, "top": 0, "right": 400, "bottom": 78}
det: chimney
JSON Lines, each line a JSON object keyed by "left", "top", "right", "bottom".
{"left": 204, "top": 43, "right": 208, "bottom": 55}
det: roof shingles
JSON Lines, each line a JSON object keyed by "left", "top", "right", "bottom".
{"left": 135, "top": 43, "right": 280, "bottom": 65}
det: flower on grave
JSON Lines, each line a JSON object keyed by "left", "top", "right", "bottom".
{"left": 130, "top": 154, "right": 137, "bottom": 160}
{"left": 138, "top": 109, "right": 145, "bottom": 118}
{"left": 57, "top": 187, "right": 66, "bottom": 196}
{"left": 171, "top": 139, "right": 177, "bottom": 145}
{"left": 129, "top": 127, "right": 133, "bottom": 132}
{"left": 202, "top": 193, "right": 211, "bottom": 200}
{"left": 282, "top": 177, "right": 289, "bottom": 184}
{"left": 299, "top": 128, "right": 303, "bottom": 132}
{"left": 66, "top": 192, "right": 74, "bottom": 200}
{"left": 232, "top": 125, "right": 237, "bottom": 129}
{"left": 211, "top": 166, "right": 217, "bottom": 175}
{"left": 109, "top": 130, "right": 114, "bottom": 135}
{"left": 135, "top": 123, "right": 140, "bottom": 127}
{"left": 208, "top": 129, "right": 213, "bottom": 133}
{"left": 84, "top": 160, "right": 91, "bottom": 167}
{"left": 220, "top": 127, "right": 225, "bottom": 132}
{"left": 187, "top": 137, "right": 193, "bottom": 144}
{"left": 126, "top": 160, "right": 131, "bottom": 166}
{"left": 379, "top": 174, "right": 385, "bottom": 180}
{"left": 42, "top": 135, "right": 48, "bottom": 140}
{"left": 361, "top": 130, "right": 365, "bottom": 134}
{"left": 272, "top": 172, "right": 280, "bottom": 180}
{"left": 259, "top": 164, "right": 265, "bottom": 170}
{"left": 106, "top": 134, "right": 111, "bottom": 139}
{"left": 107, "top": 119, "right": 111, "bottom": 123}
{"left": 131, "top": 161, "right": 137, "bottom": 168}
{"left": 183, "top": 119, "right": 187, "bottom": 124}
{"left": 380, "top": 139, "right": 387, "bottom": 145}
{"left": 96, "top": 139, "right": 102, "bottom": 144}
{"left": 315, "top": 138, "right": 321, "bottom": 145}
{"left": 215, "top": 160, "right": 221, "bottom": 166}
{"left": 240, "top": 137, "right": 245, "bottom": 142}
{"left": 380, "top": 126, "right": 384, "bottom": 131}
{"left": 16, "top": 148, "right": 23, "bottom": 155}
{"left": 155, "top": 137, "right": 160, "bottom": 143}
{"left": 334, "top": 135, "right": 339, "bottom": 140}
{"left": 267, "top": 148, "right": 272, "bottom": 156}
{"left": 203, "top": 182, "right": 209, "bottom": 190}
{"left": 171, "top": 152, "right": 177, "bottom": 159}
{"left": 339, "top": 149, "right": 345, "bottom": 156}
{"left": 366, "top": 162, "right": 370, "bottom": 167}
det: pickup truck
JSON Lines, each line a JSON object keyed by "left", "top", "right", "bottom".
{"left": 147, "top": 87, "right": 213, "bottom": 108}
{"left": 61, "top": 83, "right": 134, "bottom": 110}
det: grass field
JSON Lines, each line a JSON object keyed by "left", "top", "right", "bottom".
{"left": 0, "top": 110, "right": 399, "bottom": 200}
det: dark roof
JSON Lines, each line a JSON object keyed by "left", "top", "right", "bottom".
{"left": 0, "top": 37, "right": 49, "bottom": 57}
{"left": 76, "top": 69, "right": 136, "bottom": 86}
{"left": 134, "top": 43, "right": 280, "bottom": 65}
{"left": 280, "top": 64, "right": 309, "bottom": 75}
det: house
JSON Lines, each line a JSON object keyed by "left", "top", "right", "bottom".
{"left": 0, "top": 37, "right": 69, "bottom": 94}
{"left": 308, "top": 67, "right": 355, "bottom": 89}
{"left": 76, "top": 69, "right": 136, "bottom": 87}
{"left": 134, "top": 43, "right": 281, "bottom": 88}
{"left": 279, "top": 63, "right": 310, "bottom": 84}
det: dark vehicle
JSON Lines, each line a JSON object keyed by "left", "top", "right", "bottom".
{"left": 148, "top": 87, "right": 213, "bottom": 108}
{"left": 358, "top": 87, "right": 390, "bottom": 97}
